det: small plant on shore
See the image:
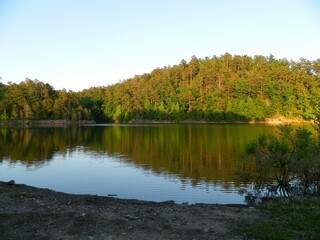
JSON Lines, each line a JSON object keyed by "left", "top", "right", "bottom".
{"left": 239, "top": 196, "right": 320, "bottom": 240}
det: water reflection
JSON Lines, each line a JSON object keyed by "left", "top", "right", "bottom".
{"left": 0, "top": 124, "right": 276, "bottom": 203}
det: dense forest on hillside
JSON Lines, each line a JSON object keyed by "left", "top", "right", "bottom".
{"left": 1, "top": 53, "right": 319, "bottom": 123}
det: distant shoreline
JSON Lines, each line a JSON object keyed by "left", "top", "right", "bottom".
{"left": 0, "top": 117, "right": 311, "bottom": 127}
{"left": 0, "top": 119, "right": 96, "bottom": 127}
{"left": 125, "top": 118, "right": 311, "bottom": 125}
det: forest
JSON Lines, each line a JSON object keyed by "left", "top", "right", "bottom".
{"left": 0, "top": 53, "right": 319, "bottom": 123}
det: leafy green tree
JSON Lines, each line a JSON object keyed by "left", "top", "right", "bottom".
{"left": 0, "top": 110, "right": 8, "bottom": 122}
{"left": 113, "top": 105, "right": 124, "bottom": 123}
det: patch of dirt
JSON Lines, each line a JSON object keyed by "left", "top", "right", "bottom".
{"left": 0, "top": 181, "right": 261, "bottom": 239}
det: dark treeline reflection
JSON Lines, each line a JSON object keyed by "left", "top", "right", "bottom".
{"left": 0, "top": 125, "right": 275, "bottom": 185}
{"left": 0, "top": 127, "right": 83, "bottom": 166}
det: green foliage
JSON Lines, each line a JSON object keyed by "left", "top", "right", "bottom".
{"left": 241, "top": 123, "right": 320, "bottom": 199}
{"left": 113, "top": 105, "right": 124, "bottom": 122}
{"left": 240, "top": 197, "right": 320, "bottom": 240}
{"left": 0, "top": 54, "right": 319, "bottom": 122}
{"left": 99, "top": 54, "right": 319, "bottom": 122}
{"left": 0, "top": 110, "right": 8, "bottom": 122}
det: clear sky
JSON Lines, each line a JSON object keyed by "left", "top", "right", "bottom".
{"left": 1, "top": 0, "right": 319, "bottom": 91}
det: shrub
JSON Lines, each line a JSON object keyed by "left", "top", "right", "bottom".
{"left": 240, "top": 122, "right": 320, "bottom": 200}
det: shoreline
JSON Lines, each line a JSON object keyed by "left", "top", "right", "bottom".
{"left": 0, "top": 181, "right": 247, "bottom": 208}
{"left": 0, "top": 181, "right": 259, "bottom": 239}
{"left": 127, "top": 119, "right": 311, "bottom": 125}
{"left": 0, "top": 119, "right": 96, "bottom": 127}
{"left": 0, "top": 118, "right": 311, "bottom": 128}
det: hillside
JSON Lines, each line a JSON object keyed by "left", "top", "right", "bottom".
{"left": 1, "top": 53, "right": 319, "bottom": 123}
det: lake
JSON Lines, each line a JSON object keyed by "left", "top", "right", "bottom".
{"left": 0, "top": 124, "right": 277, "bottom": 204}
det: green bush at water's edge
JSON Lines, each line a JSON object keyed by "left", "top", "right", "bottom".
{"left": 238, "top": 108, "right": 320, "bottom": 202}
{"left": 237, "top": 110, "right": 320, "bottom": 239}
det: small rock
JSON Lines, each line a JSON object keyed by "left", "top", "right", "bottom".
{"left": 203, "top": 227, "right": 210, "bottom": 232}
{"left": 7, "top": 180, "right": 15, "bottom": 185}
{"left": 124, "top": 214, "right": 139, "bottom": 220}
{"left": 108, "top": 194, "right": 118, "bottom": 197}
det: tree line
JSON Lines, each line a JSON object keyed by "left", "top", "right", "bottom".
{"left": 1, "top": 53, "right": 319, "bottom": 123}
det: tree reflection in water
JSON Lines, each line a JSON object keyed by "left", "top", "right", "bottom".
{"left": 0, "top": 124, "right": 276, "bottom": 186}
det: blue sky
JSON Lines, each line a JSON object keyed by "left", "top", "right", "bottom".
{"left": 1, "top": 0, "right": 319, "bottom": 91}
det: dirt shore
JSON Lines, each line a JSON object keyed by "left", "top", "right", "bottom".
{"left": 0, "top": 181, "right": 262, "bottom": 240}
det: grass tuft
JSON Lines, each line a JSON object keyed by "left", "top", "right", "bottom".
{"left": 239, "top": 196, "right": 320, "bottom": 239}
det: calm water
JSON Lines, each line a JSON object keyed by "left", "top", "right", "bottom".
{"left": 0, "top": 124, "right": 277, "bottom": 204}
